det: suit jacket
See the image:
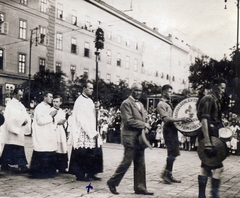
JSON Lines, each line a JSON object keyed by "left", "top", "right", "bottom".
{"left": 120, "top": 96, "right": 148, "bottom": 147}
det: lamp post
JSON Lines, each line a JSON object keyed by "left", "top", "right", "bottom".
{"left": 28, "top": 27, "right": 38, "bottom": 110}
{"left": 94, "top": 27, "right": 104, "bottom": 131}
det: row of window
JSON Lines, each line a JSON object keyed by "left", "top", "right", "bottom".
{"left": 0, "top": 48, "right": 179, "bottom": 83}
{"left": 18, "top": 0, "right": 140, "bottom": 50}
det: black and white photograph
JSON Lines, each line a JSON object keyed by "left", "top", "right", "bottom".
{"left": 0, "top": 0, "right": 240, "bottom": 197}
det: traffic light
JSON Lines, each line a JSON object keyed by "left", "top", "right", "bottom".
{"left": 40, "top": 34, "right": 45, "bottom": 44}
{"left": 94, "top": 27, "right": 104, "bottom": 50}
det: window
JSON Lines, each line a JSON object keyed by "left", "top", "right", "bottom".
{"left": 71, "top": 38, "right": 77, "bottom": 54}
{"left": 156, "top": 71, "right": 158, "bottom": 77}
{"left": 20, "top": 0, "right": 27, "bottom": 5}
{"left": 85, "top": 15, "right": 90, "bottom": 29}
{"left": 107, "top": 31, "right": 112, "bottom": 40}
{"left": 40, "top": 0, "right": 47, "bottom": 13}
{"left": 133, "top": 59, "right": 138, "bottom": 71}
{"left": 0, "top": 49, "right": 3, "bottom": 70}
{"left": 19, "top": 19, "right": 27, "bottom": 39}
{"left": 39, "top": 58, "right": 46, "bottom": 72}
{"left": 166, "top": 74, "right": 169, "bottom": 80}
{"left": 72, "top": 10, "right": 77, "bottom": 26}
{"left": 161, "top": 73, "right": 164, "bottom": 78}
{"left": 116, "top": 76, "right": 120, "bottom": 85}
{"left": 84, "top": 42, "right": 90, "bottom": 57}
{"left": 106, "top": 50, "right": 111, "bottom": 64}
{"left": 117, "top": 35, "right": 121, "bottom": 43}
{"left": 18, "top": 53, "right": 26, "bottom": 73}
{"left": 0, "top": 13, "right": 4, "bottom": 22}
{"left": 39, "top": 26, "right": 47, "bottom": 44}
{"left": 141, "top": 62, "right": 144, "bottom": 74}
{"left": 125, "top": 78, "right": 129, "bottom": 86}
{"left": 172, "top": 76, "right": 175, "bottom": 82}
{"left": 56, "top": 33, "right": 62, "bottom": 50}
{"left": 0, "top": 13, "right": 8, "bottom": 34}
{"left": 83, "top": 68, "right": 89, "bottom": 75}
{"left": 56, "top": 62, "right": 61, "bottom": 72}
{"left": 125, "top": 56, "right": 130, "bottom": 69}
{"left": 116, "top": 53, "right": 121, "bottom": 66}
{"left": 57, "top": 3, "right": 63, "bottom": 19}
{"left": 70, "top": 65, "right": 76, "bottom": 81}
{"left": 106, "top": 74, "right": 111, "bottom": 83}
{"left": 126, "top": 39, "right": 130, "bottom": 47}
{"left": 135, "top": 42, "right": 139, "bottom": 50}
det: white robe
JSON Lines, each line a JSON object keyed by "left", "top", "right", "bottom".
{"left": 68, "top": 95, "right": 102, "bottom": 149}
{"left": 51, "top": 107, "right": 67, "bottom": 154}
{"left": 32, "top": 102, "right": 57, "bottom": 152}
{"left": 1, "top": 98, "right": 30, "bottom": 147}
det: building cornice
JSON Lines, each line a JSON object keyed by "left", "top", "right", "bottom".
{"left": 85, "top": 0, "right": 172, "bottom": 45}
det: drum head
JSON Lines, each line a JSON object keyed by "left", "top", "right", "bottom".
{"left": 197, "top": 136, "right": 228, "bottom": 166}
{"left": 173, "top": 97, "right": 201, "bottom": 136}
{"left": 219, "top": 127, "right": 233, "bottom": 138}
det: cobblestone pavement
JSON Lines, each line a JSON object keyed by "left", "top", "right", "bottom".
{"left": 0, "top": 136, "right": 240, "bottom": 198}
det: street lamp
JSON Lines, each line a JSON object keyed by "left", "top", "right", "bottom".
{"left": 28, "top": 27, "right": 38, "bottom": 110}
{"left": 94, "top": 26, "right": 104, "bottom": 131}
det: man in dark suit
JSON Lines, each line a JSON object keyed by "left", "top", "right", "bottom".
{"left": 107, "top": 83, "right": 154, "bottom": 195}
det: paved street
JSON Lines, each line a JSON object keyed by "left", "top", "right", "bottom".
{"left": 0, "top": 136, "right": 240, "bottom": 198}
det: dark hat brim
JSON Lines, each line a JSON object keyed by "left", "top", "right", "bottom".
{"left": 197, "top": 136, "right": 228, "bottom": 167}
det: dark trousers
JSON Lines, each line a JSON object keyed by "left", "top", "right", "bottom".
{"left": 108, "top": 145, "right": 146, "bottom": 192}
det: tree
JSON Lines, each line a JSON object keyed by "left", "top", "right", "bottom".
{"left": 21, "top": 69, "right": 68, "bottom": 106}
{"left": 189, "top": 55, "right": 235, "bottom": 97}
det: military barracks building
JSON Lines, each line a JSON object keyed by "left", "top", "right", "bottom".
{"left": 0, "top": 0, "right": 205, "bottom": 105}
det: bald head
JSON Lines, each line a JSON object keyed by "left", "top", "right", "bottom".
{"left": 131, "top": 83, "right": 142, "bottom": 100}
{"left": 131, "top": 83, "right": 142, "bottom": 90}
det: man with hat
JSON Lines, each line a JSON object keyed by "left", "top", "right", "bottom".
{"left": 197, "top": 77, "right": 227, "bottom": 198}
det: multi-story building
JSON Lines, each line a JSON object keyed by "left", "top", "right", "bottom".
{"left": 0, "top": 0, "right": 205, "bottom": 106}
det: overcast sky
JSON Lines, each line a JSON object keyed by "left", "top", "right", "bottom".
{"left": 103, "top": 0, "right": 237, "bottom": 61}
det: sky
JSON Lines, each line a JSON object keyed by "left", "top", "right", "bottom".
{"left": 103, "top": 0, "right": 237, "bottom": 61}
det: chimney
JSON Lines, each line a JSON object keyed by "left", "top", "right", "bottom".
{"left": 153, "top": 27, "right": 158, "bottom": 32}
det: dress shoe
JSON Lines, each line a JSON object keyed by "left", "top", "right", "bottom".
{"left": 135, "top": 190, "right": 154, "bottom": 195}
{"left": 87, "top": 174, "right": 101, "bottom": 181}
{"left": 20, "top": 166, "right": 29, "bottom": 173}
{"left": 170, "top": 175, "right": 181, "bottom": 183}
{"left": 1, "top": 164, "right": 11, "bottom": 171}
{"left": 107, "top": 180, "right": 119, "bottom": 194}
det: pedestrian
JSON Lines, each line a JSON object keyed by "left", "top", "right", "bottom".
{"left": 196, "top": 77, "right": 227, "bottom": 198}
{"left": 156, "top": 84, "right": 191, "bottom": 184}
{"left": 0, "top": 88, "right": 30, "bottom": 173}
{"left": 107, "top": 83, "right": 154, "bottom": 195}
{"left": 68, "top": 80, "right": 103, "bottom": 181}
{"left": 51, "top": 95, "right": 68, "bottom": 173}
{"left": 29, "top": 91, "right": 58, "bottom": 178}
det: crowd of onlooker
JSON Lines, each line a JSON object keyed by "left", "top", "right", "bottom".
{"left": 97, "top": 108, "right": 240, "bottom": 156}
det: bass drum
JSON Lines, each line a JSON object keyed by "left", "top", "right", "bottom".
{"left": 173, "top": 97, "right": 201, "bottom": 137}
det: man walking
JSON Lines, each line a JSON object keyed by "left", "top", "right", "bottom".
{"left": 107, "top": 83, "right": 153, "bottom": 195}
{"left": 1, "top": 88, "right": 30, "bottom": 173}
{"left": 68, "top": 80, "right": 103, "bottom": 181}
{"left": 157, "top": 84, "right": 191, "bottom": 184}
{"left": 29, "top": 91, "right": 58, "bottom": 178}
{"left": 197, "top": 78, "right": 227, "bottom": 198}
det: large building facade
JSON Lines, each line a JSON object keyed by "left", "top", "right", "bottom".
{"left": 0, "top": 0, "right": 205, "bottom": 105}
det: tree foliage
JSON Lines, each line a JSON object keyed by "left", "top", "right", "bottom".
{"left": 21, "top": 69, "right": 68, "bottom": 105}
{"left": 189, "top": 55, "right": 235, "bottom": 97}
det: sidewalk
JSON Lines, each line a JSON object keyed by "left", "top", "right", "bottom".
{"left": 0, "top": 136, "right": 240, "bottom": 197}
